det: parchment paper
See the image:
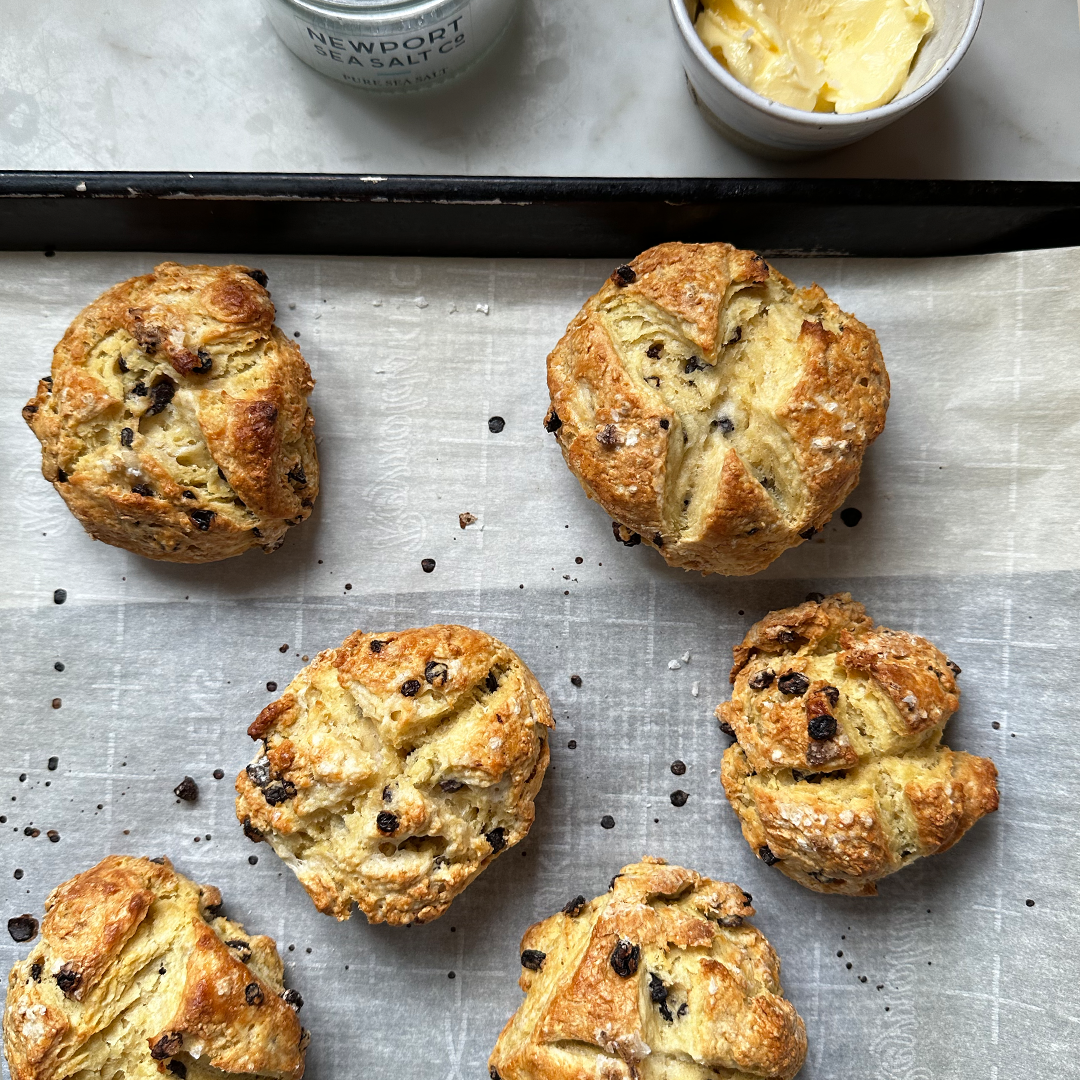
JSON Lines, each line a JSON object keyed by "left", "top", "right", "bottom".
{"left": 1, "top": 247, "right": 1078, "bottom": 1080}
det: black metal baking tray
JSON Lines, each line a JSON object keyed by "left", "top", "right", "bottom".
{"left": 1, "top": 173, "right": 1079, "bottom": 259}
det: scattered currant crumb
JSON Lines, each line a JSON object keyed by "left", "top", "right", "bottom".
{"left": 670, "top": 761, "right": 686, "bottom": 776}
{"left": 448, "top": 971, "right": 456, "bottom": 979}
{"left": 421, "top": 558, "right": 436, "bottom": 573}
{"left": 53, "top": 589, "right": 66, "bottom": 605}
{"left": 173, "top": 777, "right": 198, "bottom": 802}
{"left": 344, "top": 583, "right": 352, "bottom": 591}
{"left": 600, "top": 815, "right": 615, "bottom": 829}
{"left": 213, "top": 769, "right": 224, "bottom": 780}
{"left": 249, "top": 856, "right": 258, "bottom": 865}
{"left": 459, "top": 512, "right": 477, "bottom": 529}
{"left": 279, "top": 643, "right": 289, "bottom": 653}
{"left": 1026, "top": 899, "right": 1035, "bottom": 907}
{"left": 54, "top": 662, "right": 64, "bottom": 672}
{"left": 47, "top": 757, "right": 58, "bottom": 771}
{"left": 488, "top": 416, "right": 505, "bottom": 433}
{"left": 840, "top": 507, "right": 863, "bottom": 527}
{"left": 266, "top": 682, "right": 278, "bottom": 692}
{"left": 670, "top": 790, "right": 689, "bottom": 807}
{"left": 51, "top": 698, "right": 61, "bottom": 709}
{"left": 992, "top": 721, "right": 1000, "bottom": 729}
{"left": 567, "top": 740, "right": 577, "bottom": 749}
{"left": 570, "top": 674, "right": 582, "bottom": 687}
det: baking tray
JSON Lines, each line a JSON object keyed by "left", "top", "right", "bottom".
{"left": 2, "top": 176, "right": 1079, "bottom": 1080}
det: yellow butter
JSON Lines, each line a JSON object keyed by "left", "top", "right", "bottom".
{"left": 695, "top": 0, "right": 934, "bottom": 114}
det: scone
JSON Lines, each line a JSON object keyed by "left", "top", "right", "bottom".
{"left": 235, "top": 624, "right": 553, "bottom": 924}
{"left": 544, "top": 242, "right": 888, "bottom": 575}
{"left": 22, "top": 262, "right": 318, "bottom": 562}
{"left": 718, "top": 594, "right": 999, "bottom": 895}
{"left": 3, "top": 855, "right": 308, "bottom": 1080}
{"left": 488, "top": 857, "right": 806, "bottom": 1080}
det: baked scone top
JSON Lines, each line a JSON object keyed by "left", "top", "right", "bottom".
{"left": 544, "top": 242, "right": 888, "bottom": 575}
{"left": 719, "top": 594, "right": 999, "bottom": 894}
{"left": 22, "top": 262, "right": 318, "bottom": 563}
{"left": 236, "top": 624, "right": 554, "bottom": 925}
{"left": 3, "top": 856, "right": 307, "bottom": 1080}
{"left": 489, "top": 857, "right": 806, "bottom": 1080}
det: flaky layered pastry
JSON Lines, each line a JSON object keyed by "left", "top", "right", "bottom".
{"left": 2, "top": 856, "right": 307, "bottom": 1080}
{"left": 236, "top": 624, "right": 553, "bottom": 925}
{"left": 544, "top": 242, "right": 888, "bottom": 575}
{"left": 489, "top": 857, "right": 806, "bottom": 1080}
{"left": 719, "top": 594, "right": 999, "bottom": 895}
{"left": 23, "top": 262, "right": 317, "bottom": 562}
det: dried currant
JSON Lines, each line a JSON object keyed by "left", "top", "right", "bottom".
{"left": 562, "top": 895, "right": 586, "bottom": 917}
{"left": 748, "top": 669, "right": 774, "bottom": 690}
{"left": 778, "top": 671, "right": 810, "bottom": 696}
{"left": 609, "top": 940, "right": 640, "bottom": 978}
{"left": 520, "top": 950, "right": 546, "bottom": 972}
{"left": 425, "top": 660, "right": 449, "bottom": 686}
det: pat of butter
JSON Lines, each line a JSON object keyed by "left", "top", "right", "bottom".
{"left": 695, "top": 0, "right": 934, "bottom": 114}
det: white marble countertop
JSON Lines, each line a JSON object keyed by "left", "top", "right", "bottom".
{"left": 0, "top": 0, "right": 1077, "bottom": 180}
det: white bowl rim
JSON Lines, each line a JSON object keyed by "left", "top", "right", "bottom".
{"left": 669, "top": 0, "right": 984, "bottom": 127}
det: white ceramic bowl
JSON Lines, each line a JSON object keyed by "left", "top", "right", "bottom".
{"left": 669, "top": 0, "right": 983, "bottom": 157}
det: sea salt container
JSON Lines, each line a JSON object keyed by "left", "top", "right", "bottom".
{"left": 263, "top": 0, "right": 519, "bottom": 92}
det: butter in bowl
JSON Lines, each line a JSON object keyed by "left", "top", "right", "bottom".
{"left": 669, "top": 0, "right": 983, "bottom": 155}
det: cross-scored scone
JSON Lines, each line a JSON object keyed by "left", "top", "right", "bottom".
{"left": 544, "top": 242, "right": 888, "bottom": 575}
{"left": 2, "top": 855, "right": 308, "bottom": 1080}
{"left": 235, "top": 624, "right": 554, "bottom": 925}
{"left": 489, "top": 857, "right": 806, "bottom": 1080}
{"left": 22, "top": 262, "right": 318, "bottom": 562}
{"left": 718, "top": 594, "right": 999, "bottom": 895}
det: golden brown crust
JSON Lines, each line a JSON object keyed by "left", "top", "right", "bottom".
{"left": 545, "top": 242, "right": 888, "bottom": 576}
{"left": 235, "top": 625, "right": 554, "bottom": 925}
{"left": 22, "top": 262, "right": 318, "bottom": 563}
{"left": 718, "top": 594, "right": 998, "bottom": 895}
{"left": 3, "top": 856, "right": 307, "bottom": 1080}
{"left": 489, "top": 858, "right": 806, "bottom": 1080}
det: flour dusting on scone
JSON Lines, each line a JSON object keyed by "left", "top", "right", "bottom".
{"left": 236, "top": 624, "right": 553, "bottom": 925}
{"left": 2, "top": 855, "right": 307, "bottom": 1080}
{"left": 544, "top": 242, "right": 889, "bottom": 575}
{"left": 488, "top": 857, "right": 806, "bottom": 1080}
{"left": 719, "top": 593, "right": 999, "bottom": 894}
{"left": 22, "top": 262, "right": 318, "bottom": 562}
